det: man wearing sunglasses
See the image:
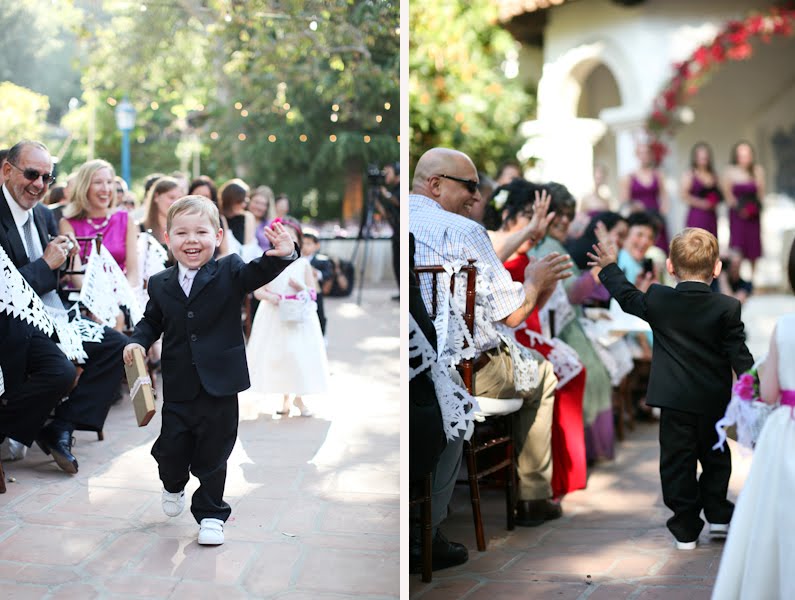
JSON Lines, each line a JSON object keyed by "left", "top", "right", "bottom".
{"left": 409, "top": 148, "right": 573, "bottom": 572}
{"left": 0, "top": 140, "right": 128, "bottom": 475}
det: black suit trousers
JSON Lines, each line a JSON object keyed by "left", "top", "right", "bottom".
{"left": 0, "top": 329, "right": 76, "bottom": 446}
{"left": 152, "top": 389, "right": 239, "bottom": 524}
{"left": 54, "top": 326, "right": 127, "bottom": 432}
{"left": 659, "top": 407, "right": 734, "bottom": 542}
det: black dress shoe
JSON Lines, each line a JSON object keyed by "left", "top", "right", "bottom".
{"left": 409, "top": 529, "right": 468, "bottom": 573}
{"left": 515, "top": 498, "right": 563, "bottom": 527}
{"left": 36, "top": 427, "right": 78, "bottom": 474}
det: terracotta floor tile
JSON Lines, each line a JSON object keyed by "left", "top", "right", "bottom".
{"left": 0, "top": 524, "right": 108, "bottom": 566}
{"left": 294, "top": 547, "right": 397, "bottom": 595}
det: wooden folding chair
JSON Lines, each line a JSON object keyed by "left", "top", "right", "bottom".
{"left": 415, "top": 260, "right": 516, "bottom": 553}
{"left": 408, "top": 472, "right": 433, "bottom": 581}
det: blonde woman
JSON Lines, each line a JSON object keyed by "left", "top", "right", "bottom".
{"left": 60, "top": 159, "right": 139, "bottom": 286}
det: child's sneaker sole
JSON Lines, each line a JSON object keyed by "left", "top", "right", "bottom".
{"left": 675, "top": 539, "right": 697, "bottom": 550}
{"left": 709, "top": 523, "right": 729, "bottom": 537}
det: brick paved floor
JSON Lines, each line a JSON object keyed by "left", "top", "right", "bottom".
{"left": 0, "top": 285, "right": 399, "bottom": 599}
{"left": 409, "top": 292, "right": 795, "bottom": 600}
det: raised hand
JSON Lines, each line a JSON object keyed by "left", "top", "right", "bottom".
{"left": 527, "top": 189, "right": 556, "bottom": 244}
{"left": 43, "top": 234, "right": 76, "bottom": 270}
{"left": 524, "top": 251, "right": 573, "bottom": 293}
{"left": 586, "top": 241, "right": 618, "bottom": 269}
{"left": 263, "top": 221, "right": 295, "bottom": 257}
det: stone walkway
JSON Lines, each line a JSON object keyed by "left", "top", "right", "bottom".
{"left": 0, "top": 286, "right": 399, "bottom": 599}
{"left": 409, "top": 292, "right": 795, "bottom": 600}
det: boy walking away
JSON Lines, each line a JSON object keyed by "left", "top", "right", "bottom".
{"left": 588, "top": 228, "right": 753, "bottom": 550}
{"left": 123, "top": 196, "right": 297, "bottom": 545}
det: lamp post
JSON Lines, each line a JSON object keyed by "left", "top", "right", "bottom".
{"left": 114, "top": 98, "right": 136, "bottom": 187}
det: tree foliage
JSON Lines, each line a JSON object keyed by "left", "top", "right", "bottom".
{"left": 0, "top": 82, "right": 50, "bottom": 143}
{"left": 409, "top": 0, "right": 534, "bottom": 176}
{"left": 57, "top": 0, "right": 399, "bottom": 220}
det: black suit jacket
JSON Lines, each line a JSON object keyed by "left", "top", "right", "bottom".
{"left": 0, "top": 190, "right": 61, "bottom": 298}
{"left": 129, "top": 247, "right": 298, "bottom": 402}
{"left": 599, "top": 263, "right": 754, "bottom": 415}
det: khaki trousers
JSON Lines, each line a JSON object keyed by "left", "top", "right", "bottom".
{"left": 474, "top": 345, "right": 557, "bottom": 501}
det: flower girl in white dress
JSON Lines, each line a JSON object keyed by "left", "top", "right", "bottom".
{"left": 246, "top": 218, "right": 329, "bottom": 416}
{"left": 712, "top": 239, "right": 795, "bottom": 599}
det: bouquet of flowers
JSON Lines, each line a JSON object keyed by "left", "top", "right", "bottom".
{"left": 698, "top": 187, "right": 722, "bottom": 208}
{"left": 713, "top": 360, "right": 774, "bottom": 452}
{"left": 737, "top": 192, "right": 761, "bottom": 220}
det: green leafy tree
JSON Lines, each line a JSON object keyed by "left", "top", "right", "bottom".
{"left": 0, "top": 82, "right": 49, "bottom": 143}
{"left": 409, "top": 0, "right": 534, "bottom": 176}
{"left": 58, "top": 0, "right": 399, "bottom": 222}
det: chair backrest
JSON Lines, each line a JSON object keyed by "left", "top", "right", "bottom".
{"left": 414, "top": 259, "right": 477, "bottom": 393}
{"left": 64, "top": 234, "right": 104, "bottom": 275}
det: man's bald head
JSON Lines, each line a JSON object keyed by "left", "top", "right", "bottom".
{"left": 411, "top": 147, "right": 480, "bottom": 216}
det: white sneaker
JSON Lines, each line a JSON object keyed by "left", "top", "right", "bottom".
{"left": 198, "top": 518, "right": 225, "bottom": 545}
{"left": 161, "top": 489, "right": 185, "bottom": 517}
{"left": 709, "top": 523, "right": 729, "bottom": 537}
{"left": 675, "top": 539, "right": 697, "bottom": 550}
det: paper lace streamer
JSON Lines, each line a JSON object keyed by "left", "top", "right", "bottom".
{"left": 80, "top": 244, "right": 143, "bottom": 327}
{"left": 0, "top": 244, "right": 54, "bottom": 336}
{"left": 409, "top": 312, "right": 479, "bottom": 441}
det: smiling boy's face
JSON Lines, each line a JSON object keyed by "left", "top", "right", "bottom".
{"left": 165, "top": 211, "right": 223, "bottom": 269}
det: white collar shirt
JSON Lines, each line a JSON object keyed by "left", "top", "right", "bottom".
{"left": 409, "top": 193, "right": 525, "bottom": 352}
{"left": 3, "top": 184, "right": 44, "bottom": 259}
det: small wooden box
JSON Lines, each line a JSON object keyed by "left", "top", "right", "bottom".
{"left": 124, "top": 347, "right": 156, "bottom": 427}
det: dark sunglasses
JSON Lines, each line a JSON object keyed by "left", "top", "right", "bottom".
{"left": 437, "top": 174, "right": 479, "bottom": 194}
{"left": 8, "top": 162, "right": 55, "bottom": 186}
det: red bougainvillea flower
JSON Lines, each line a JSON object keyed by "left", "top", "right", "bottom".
{"left": 727, "top": 42, "right": 753, "bottom": 60}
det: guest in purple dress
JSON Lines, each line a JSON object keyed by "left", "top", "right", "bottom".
{"left": 680, "top": 142, "right": 722, "bottom": 239}
{"left": 722, "top": 141, "right": 765, "bottom": 276}
{"left": 260, "top": 193, "right": 291, "bottom": 251}
{"left": 249, "top": 185, "right": 275, "bottom": 250}
{"left": 59, "top": 159, "right": 139, "bottom": 286}
{"left": 621, "top": 142, "right": 670, "bottom": 253}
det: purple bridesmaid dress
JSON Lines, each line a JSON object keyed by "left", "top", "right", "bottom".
{"left": 729, "top": 181, "right": 762, "bottom": 260}
{"left": 630, "top": 174, "right": 669, "bottom": 252}
{"left": 685, "top": 175, "right": 719, "bottom": 238}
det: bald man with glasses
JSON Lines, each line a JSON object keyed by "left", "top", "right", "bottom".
{"left": 409, "top": 148, "right": 573, "bottom": 571}
{"left": 0, "top": 140, "right": 128, "bottom": 475}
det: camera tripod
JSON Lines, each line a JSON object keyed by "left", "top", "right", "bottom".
{"left": 349, "top": 183, "right": 380, "bottom": 306}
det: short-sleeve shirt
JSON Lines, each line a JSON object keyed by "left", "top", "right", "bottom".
{"left": 409, "top": 193, "right": 524, "bottom": 352}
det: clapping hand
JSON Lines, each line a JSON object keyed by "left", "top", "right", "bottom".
{"left": 586, "top": 241, "right": 618, "bottom": 269}
{"left": 527, "top": 189, "right": 556, "bottom": 244}
{"left": 263, "top": 221, "right": 295, "bottom": 257}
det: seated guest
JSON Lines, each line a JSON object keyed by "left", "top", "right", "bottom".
{"left": 715, "top": 247, "right": 753, "bottom": 304}
{"left": 410, "top": 147, "right": 571, "bottom": 531}
{"left": 301, "top": 227, "right": 330, "bottom": 336}
{"left": 60, "top": 159, "right": 140, "bottom": 287}
{"left": 0, "top": 140, "right": 127, "bottom": 474}
{"left": 219, "top": 178, "right": 256, "bottom": 248}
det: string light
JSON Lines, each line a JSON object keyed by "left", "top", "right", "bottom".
{"left": 309, "top": 20, "right": 318, "bottom": 31}
{"left": 396, "top": 135, "right": 400, "bottom": 143}
{"left": 238, "top": 133, "right": 246, "bottom": 141}
{"left": 234, "top": 102, "right": 243, "bottom": 110}
{"left": 224, "top": 13, "right": 232, "bottom": 22}
{"left": 107, "top": 97, "right": 117, "bottom": 106}
{"left": 283, "top": 102, "right": 291, "bottom": 110}
{"left": 363, "top": 135, "right": 371, "bottom": 143}
{"left": 375, "top": 115, "right": 382, "bottom": 123}
{"left": 384, "top": 102, "right": 391, "bottom": 110}
{"left": 329, "top": 135, "right": 337, "bottom": 142}
{"left": 151, "top": 101, "right": 160, "bottom": 110}
{"left": 299, "top": 134, "right": 308, "bottom": 142}
{"left": 330, "top": 114, "right": 338, "bottom": 122}
{"left": 268, "top": 134, "right": 277, "bottom": 142}
{"left": 241, "top": 109, "right": 249, "bottom": 117}
{"left": 332, "top": 104, "right": 339, "bottom": 111}
{"left": 210, "top": 131, "right": 219, "bottom": 140}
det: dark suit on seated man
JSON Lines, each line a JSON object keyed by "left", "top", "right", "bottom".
{"left": 0, "top": 140, "right": 127, "bottom": 474}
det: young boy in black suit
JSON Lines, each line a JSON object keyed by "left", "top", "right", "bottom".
{"left": 588, "top": 227, "right": 754, "bottom": 550}
{"left": 123, "top": 195, "right": 297, "bottom": 545}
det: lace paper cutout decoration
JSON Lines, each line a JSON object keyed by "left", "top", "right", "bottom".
{"left": 514, "top": 326, "right": 583, "bottom": 389}
{"left": 47, "top": 306, "right": 88, "bottom": 363}
{"left": 137, "top": 232, "right": 168, "bottom": 308}
{"left": 409, "top": 313, "right": 479, "bottom": 441}
{"left": 0, "top": 244, "right": 54, "bottom": 336}
{"left": 578, "top": 317, "right": 634, "bottom": 386}
{"left": 80, "top": 245, "right": 143, "bottom": 327}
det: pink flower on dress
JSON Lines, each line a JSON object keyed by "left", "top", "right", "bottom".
{"left": 735, "top": 373, "right": 756, "bottom": 401}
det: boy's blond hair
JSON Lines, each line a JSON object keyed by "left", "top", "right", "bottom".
{"left": 166, "top": 195, "right": 220, "bottom": 232}
{"left": 669, "top": 227, "right": 719, "bottom": 281}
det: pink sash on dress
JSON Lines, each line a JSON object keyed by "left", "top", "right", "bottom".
{"left": 781, "top": 390, "right": 795, "bottom": 409}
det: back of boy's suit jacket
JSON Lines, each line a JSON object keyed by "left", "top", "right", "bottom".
{"left": 129, "top": 249, "right": 297, "bottom": 402}
{"left": 599, "top": 263, "right": 754, "bottom": 415}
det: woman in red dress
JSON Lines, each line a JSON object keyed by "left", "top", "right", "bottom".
{"left": 484, "top": 179, "right": 587, "bottom": 498}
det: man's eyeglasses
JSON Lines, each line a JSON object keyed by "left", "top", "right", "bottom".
{"left": 437, "top": 174, "right": 479, "bottom": 194}
{"left": 8, "top": 162, "right": 55, "bottom": 186}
